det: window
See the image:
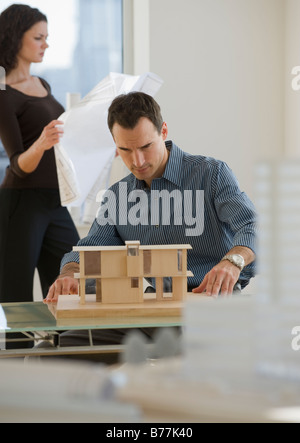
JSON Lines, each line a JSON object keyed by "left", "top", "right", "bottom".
{"left": 84, "top": 251, "right": 101, "bottom": 276}
{"left": 143, "top": 250, "right": 152, "bottom": 274}
{"left": 0, "top": 0, "right": 123, "bottom": 162}
{"left": 177, "top": 249, "right": 183, "bottom": 272}
{"left": 127, "top": 245, "right": 139, "bottom": 256}
{"left": 131, "top": 277, "right": 139, "bottom": 289}
{"left": 0, "top": 0, "right": 123, "bottom": 107}
{"left": 96, "top": 279, "right": 102, "bottom": 302}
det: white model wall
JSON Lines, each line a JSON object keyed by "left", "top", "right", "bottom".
{"left": 145, "top": 0, "right": 285, "bottom": 199}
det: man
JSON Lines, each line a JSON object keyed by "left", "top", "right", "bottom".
{"left": 45, "top": 91, "right": 256, "bottom": 303}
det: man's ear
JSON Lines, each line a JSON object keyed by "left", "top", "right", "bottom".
{"left": 161, "top": 121, "right": 168, "bottom": 140}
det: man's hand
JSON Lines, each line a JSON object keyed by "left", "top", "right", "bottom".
{"left": 192, "top": 260, "right": 240, "bottom": 297}
{"left": 192, "top": 246, "right": 255, "bottom": 297}
{"left": 44, "top": 263, "right": 79, "bottom": 303}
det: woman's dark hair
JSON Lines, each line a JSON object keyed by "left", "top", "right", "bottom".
{"left": 108, "top": 92, "right": 164, "bottom": 135}
{"left": 0, "top": 4, "right": 47, "bottom": 74}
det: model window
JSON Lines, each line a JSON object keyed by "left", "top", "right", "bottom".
{"left": 84, "top": 251, "right": 101, "bottom": 275}
{"left": 143, "top": 250, "right": 152, "bottom": 274}
{"left": 131, "top": 278, "right": 139, "bottom": 288}
{"left": 128, "top": 245, "right": 139, "bottom": 256}
{"left": 178, "top": 249, "right": 183, "bottom": 272}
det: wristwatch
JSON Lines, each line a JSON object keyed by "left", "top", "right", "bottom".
{"left": 221, "top": 254, "right": 245, "bottom": 271}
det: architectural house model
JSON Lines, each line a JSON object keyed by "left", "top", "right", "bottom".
{"left": 55, "top": 241, "right": 193, "bottom": 319}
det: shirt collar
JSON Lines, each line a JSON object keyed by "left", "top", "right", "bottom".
{"left": 134, "top": 141, "right": 184, "bottom": 190}
{"left": 162, "top": 141, "right": 184, "bottom": 186}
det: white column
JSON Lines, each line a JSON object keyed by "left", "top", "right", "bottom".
{"left": 123, "top": 0, "right": 150, "bottom": 75}
{"left": 285, "top": 0, "right": 300, "bottom": 157}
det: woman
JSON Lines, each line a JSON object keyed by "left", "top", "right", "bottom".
{"left": 0, "top": 4, "right": 80, "bottom": 306}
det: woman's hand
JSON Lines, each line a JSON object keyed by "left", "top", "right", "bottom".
{"left": 35, "top": 119, "right": 64, "bottom": 152}
{"left": 18, "top": 120, "right": 64, "bottom": 173}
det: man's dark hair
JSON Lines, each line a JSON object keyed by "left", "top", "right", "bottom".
{"left": 0, "top": 4, "right": 47, "bottom": 74}
{"left": 107, "top": 92, "right": 164, "bottom": 135}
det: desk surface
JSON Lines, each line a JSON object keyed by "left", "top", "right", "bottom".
{"left": 0, "top": 301, "right": 182, "bottom": 333}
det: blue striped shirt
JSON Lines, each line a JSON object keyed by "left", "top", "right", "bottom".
{"left": 61, "top": 141, "right": 257, "bottom": 289}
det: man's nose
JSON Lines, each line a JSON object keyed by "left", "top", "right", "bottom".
{"left": 133, "top": 151, "right": 145, "bottom": 168}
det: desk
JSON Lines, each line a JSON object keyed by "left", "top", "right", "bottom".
{"left": 0, "top": 301, "right": 182, "bottom": 359}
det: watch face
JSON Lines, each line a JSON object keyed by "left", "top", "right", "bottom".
{"left": 222, "top": 254, "right": 245, "bottom": 270}
{"left": 232, "top": 255, "right": 244, "bottom": 268}
{"left": 233, "top": 255, "right": 243, "bottom": 265}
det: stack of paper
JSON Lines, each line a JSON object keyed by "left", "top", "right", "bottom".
{"left": 54, "top": 72, "right": 164, "bottom": 224}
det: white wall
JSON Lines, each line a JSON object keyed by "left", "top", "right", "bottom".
{"left": 126, "top": 0, "right": 286, "bottom": 200}
{"left": 151, "top": 0, "right": 285, "bottom": 199}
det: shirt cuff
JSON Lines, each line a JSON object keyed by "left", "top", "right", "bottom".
{"left": 60, "top": 250, "right": 79, "bottom": 274}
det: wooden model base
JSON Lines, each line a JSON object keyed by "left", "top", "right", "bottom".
{"left": 55, "top": 293, "right": 185, "bottom": 319}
